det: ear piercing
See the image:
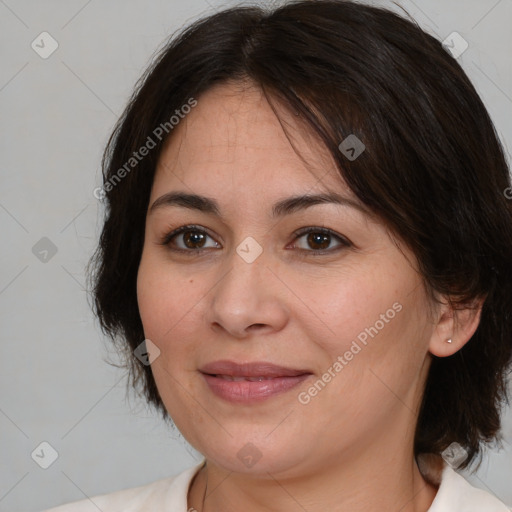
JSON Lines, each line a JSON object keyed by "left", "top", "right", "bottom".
{"left": 446, "top": 338, "right": 453, "bottom": 344}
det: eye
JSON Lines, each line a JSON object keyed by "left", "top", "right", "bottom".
{"left": 291, "top": 227, "right": 351, "bottom": 254}
{"left": 160, "top": 225, "right": 219, "bottom": 252}
{"left": 159, "top": 225, "right": 351, "bottom": 255}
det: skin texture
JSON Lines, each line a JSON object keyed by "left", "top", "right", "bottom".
{"left": 136, "top": 80, "right": 483, "bottom": 512}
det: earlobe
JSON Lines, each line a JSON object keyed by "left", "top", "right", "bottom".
{"left": 428, "top": 296, "right": 485, "bottom": 358}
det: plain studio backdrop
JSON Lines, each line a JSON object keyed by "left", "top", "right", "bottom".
{"left": 1, "top": 1, "right": 511, "bottom": 511}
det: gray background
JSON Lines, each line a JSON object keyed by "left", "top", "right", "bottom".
{"left": 1, "top": 1, "right": 511, "bottom": 511}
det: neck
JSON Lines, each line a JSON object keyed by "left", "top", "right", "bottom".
{"left": 188, "top": 446, "right": 439, "bottom": 512}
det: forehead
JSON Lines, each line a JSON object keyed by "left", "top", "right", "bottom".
{"left": 151, "top": 81, "right": 354, "bottom": 201}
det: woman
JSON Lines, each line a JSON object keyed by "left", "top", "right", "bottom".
{"left": 45, "top": 0, "right": 512, "bottom": 510}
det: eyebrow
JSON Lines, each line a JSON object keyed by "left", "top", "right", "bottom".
{"left": 148, "top": 191, "right": 372, "bottom": 218}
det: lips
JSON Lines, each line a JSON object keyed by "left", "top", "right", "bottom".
{"left": 215, "top": 375, "right": 275, "bottom": 382}
{"left": 199, "top": 360, "right": 313, "bottom": 403}
{"left": 199, "top": 360, "right": 311, "bottom": 378}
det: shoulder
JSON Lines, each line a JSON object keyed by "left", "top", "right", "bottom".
{"left": 42, "top": 476, "right": 176, "bottom": 512}
{"left": 433, "top": 466, "right": 510, "bottom": 512}
{"left": 419, "top": 454, "right": 510, "bottom": 512}
{"left": 41, "top": 460, "right": 206, "bottom": 512}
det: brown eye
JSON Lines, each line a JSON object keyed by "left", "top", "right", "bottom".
{"left": 182, "top": 230, "right": 207, "bottom": 249}
{"left": 160, "top": 225, "right": 350, "bottom": 256}
{"left": 305, "top": 232, "right": 331, "bottom": 250}
{"left": 292, "top": 227, "right": 351, "bottom": 254}
{"left": 161, "top": 225, "right": 220, "bottom": 252}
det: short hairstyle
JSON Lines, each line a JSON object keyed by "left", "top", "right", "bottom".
{"left": 87, "top": 0, "right": 512, "bottom": 470}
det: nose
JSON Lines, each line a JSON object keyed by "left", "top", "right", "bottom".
{"left": 206, "top": 245, "right": 289, "bottom": 339}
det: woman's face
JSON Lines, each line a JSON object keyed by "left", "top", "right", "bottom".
{"left": 136, "top": 81, "right": 437, "bottom": 477}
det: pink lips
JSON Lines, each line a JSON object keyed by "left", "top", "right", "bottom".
{"left": 199, "top": 360, "right": 313, "bottom": 403}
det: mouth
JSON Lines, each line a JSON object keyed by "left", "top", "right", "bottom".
{"left": 199, "top": 360, "right": 313, "bottom": 403}
{"left": 208, "top": 375, "right": 291, "bottom": 381}
{"left": 199, "top": 359, "right": 311, "bottom": 378}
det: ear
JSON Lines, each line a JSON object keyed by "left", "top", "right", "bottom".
{"left": 428, "top": 295, "right": 486, "bottom": 357}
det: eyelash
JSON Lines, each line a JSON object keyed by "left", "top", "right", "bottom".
{"left": 158, "top": 224, "right": 351, "bottom": 256}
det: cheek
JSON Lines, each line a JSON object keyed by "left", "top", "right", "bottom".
{"left": 137, "top": 252, "right": 189, "bottom": 335}
{"left": 136, "top": 256, "right": 204, "bottom": 420}
{"left": 136, "top": 252, "right": 210, "bottom": 371}
{"left": 293, "top": 266, "right": 424, "bottom": 404}
{"left": 136, "top": 257, "right": 166, "bottom": 338}
{"left": 292, "top": 265, "right": 403, "bottom": 358}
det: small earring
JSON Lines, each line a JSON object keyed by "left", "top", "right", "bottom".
{"left": 446, "top": 338, "right": 453, "bottom": 344}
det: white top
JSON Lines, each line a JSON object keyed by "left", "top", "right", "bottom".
{"left": 42, "top": 455, "right": 510, "bottom": 511}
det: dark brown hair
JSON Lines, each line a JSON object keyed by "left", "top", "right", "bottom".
{"left": 86, "top": 0, "right": 512, "bottom": 470}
